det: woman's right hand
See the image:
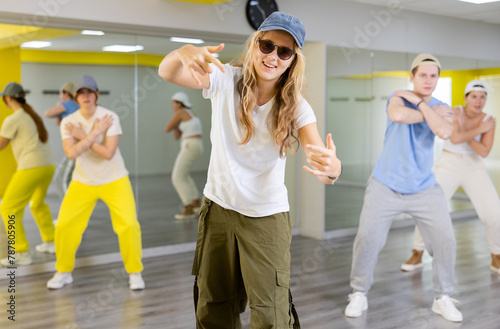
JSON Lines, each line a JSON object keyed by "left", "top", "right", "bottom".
{"left": 176, "top": 44, "right": 226, "bottom": 86}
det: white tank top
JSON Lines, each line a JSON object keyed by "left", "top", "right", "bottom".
{"left": 443, "top": 106, "right": 482, "bottom": 155}
{"left": 179, "top": 110, "right": 202, "bottom": 139}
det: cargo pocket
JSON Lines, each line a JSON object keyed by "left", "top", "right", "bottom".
{"left": 276, "top": 270, "right": 300, "bottom": 328}
{"left": 191, "top": 196, "right": 212, "bottom": 276}
{"left": 192, "top": 197, "right": 212, "bottom": 315}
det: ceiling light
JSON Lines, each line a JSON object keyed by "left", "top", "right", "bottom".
{"left": 459, "top": 0, "right": 500, "bottom": 3}
{"left": 102, "top": 45, "right": 144, "bottom": 52}
{"left": 21, "top": 41, "right": 52, "bottom": 48}
{"left": 170, "top": 37, "right": 204, "bottom": 44}
{"left": 81, "top": 30, "right": 105, "bottom": 36}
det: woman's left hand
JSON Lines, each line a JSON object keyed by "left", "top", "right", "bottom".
{"left": 303, "top": 133, "right": 341, "bottom": 179}
{"left": 65, "top": 122, "right": 87, "bottom": 141}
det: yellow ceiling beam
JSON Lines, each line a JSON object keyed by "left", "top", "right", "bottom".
{"left": 21, "top": 49, "right": 164, "bottom": 67}
{"left": 0, "top": 23, "right": 78, "bottom": 50}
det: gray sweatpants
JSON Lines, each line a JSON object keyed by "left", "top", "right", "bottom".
{"left": 350, "top": 176, "right": 456, "bottom": 297}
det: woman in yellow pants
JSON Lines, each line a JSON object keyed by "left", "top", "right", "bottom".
{"left": 0, "top": 82, "right": 56, "bottom": 266}
{"left": 46, "top": 75, "right": 144, "bottom": 290}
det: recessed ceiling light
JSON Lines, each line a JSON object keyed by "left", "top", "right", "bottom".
{"left": 21, "top": 41, "right": 52, "bottom": 48}
{"left": 102, "top": 45, "right": 144, "bottom": 52}
{"left": 81, "top": 30, "right": 105, "bottom": 36}
{"left": 459, "top": 0, "right": 500, "bottom": 4}
{"left": 170, "top": 37, "right": 204, "bottom": 44}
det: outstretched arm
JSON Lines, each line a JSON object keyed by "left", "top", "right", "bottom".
{"left": 299, "top": 123, "right": 342, "bottom": 185}
{"left": 158, "top": 44, "right": 226, "bottom": 89}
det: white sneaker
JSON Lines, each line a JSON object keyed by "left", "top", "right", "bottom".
{"left": 36, "top": 241, "right": 56, "bottom": 254}
{"left": 129, "top": 273, "right": 145, "bottom": 290}
{"left": 432, "top": 295, "right": 463, "bottom": 322}
{"left": 0, "top": 252, "right": 32, "bottom": 267}
{"left": 344, "top": 292, "right": 368, "bottom": 317}
{"left": 47, "top": 272, "right": 73, "bottom": 289}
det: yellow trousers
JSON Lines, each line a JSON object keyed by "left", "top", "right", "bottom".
{"left": 55, "top": 176, "right": 143, "bottom": 273}
{"left": 1, "top": 165, "right": 56, "bottom": 253}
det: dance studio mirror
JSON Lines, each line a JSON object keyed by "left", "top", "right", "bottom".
{"left": 0, "top": 25, "right": 245, "bottom": 265}
{"left": 2, "top": 23, "right": 500, "bottom": 266}
{"left": 325, "top": 46, "right": 500, "bottom": 231}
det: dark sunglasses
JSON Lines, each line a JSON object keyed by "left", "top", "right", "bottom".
{"left": 257, "top": 39, "right": 296, "bottom": 60}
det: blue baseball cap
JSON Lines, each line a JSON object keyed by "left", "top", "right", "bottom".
{"left": 75, "top": 75, "right": 98, "bottom": 93}
{"left": 258, "top": 12, "right": 305, "bottom": 49}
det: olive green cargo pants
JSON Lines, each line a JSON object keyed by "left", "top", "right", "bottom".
{"left": 192, "top": 197, "right": 300, "bottom": 329}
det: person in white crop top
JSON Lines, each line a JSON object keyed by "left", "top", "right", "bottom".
{"left": 159, "top": 12, "right": 341, "bottom": 328}
{"left": 165, "top": 91, "right": 203, "bottom": 220}
{"left": 0, "top": 82, "right": 56, "bottom": 267}
{"left": 46, "top": 75, "right": 145, "bottom": 291}
{"left": 402, "top": 79, "right": 500, "bottom": 277}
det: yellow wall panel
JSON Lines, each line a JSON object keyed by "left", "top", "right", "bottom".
{"left": 0, "top": 47, "right": 19, "bottom": 198}
{"left": 21, "top": 49, "right": 164, "bottom": 67}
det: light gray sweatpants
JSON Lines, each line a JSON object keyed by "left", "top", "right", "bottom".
{"left": 350, "top": 176, "right": 456, "bottom": 297}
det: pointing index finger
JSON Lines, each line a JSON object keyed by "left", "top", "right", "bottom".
{"left": 206, "top": 43, "right": 226, "bottom": 73}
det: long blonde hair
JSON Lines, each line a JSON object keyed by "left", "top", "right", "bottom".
{"left": 233, "top": 31, "right": 306, "bottom": 158}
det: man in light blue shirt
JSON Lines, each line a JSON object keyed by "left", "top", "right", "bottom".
{"left": 344, "top": 54, "right": 463, "bottom": 323}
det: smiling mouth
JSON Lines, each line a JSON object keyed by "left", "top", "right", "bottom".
{"left": 263, "top": 61, "right": 276, "bottom": 69}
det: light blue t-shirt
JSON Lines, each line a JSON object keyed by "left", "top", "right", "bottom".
{"left": 372, "top": 92, "right": 448, "bottom": 194}
{"left": 61, "top": 100, "right": 79, "bottom": 119}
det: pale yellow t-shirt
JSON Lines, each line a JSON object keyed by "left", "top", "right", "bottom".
{"left": 60, "top": 106, "right": 128, "bottom": 186}
{"left": 0, "top": 109, "right": 55, "bottom": 170}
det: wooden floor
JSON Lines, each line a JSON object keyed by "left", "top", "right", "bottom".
{"left": 16, "top": 170, "right": 476, "bottom": 265}
{"left": 1, "top": 217, "right": 499, "bottom": 329}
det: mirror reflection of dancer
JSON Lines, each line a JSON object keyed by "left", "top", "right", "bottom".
{"left": 46, "top": 75, "right": 145, "bottom": 290}
{"left": 165, "top": 92, "right": 203, "bottom": 220}
{"left": 401, "top": 80, "right": 500, "bottom": 276}
{"left": 44, "top": 82, "right": 79, "bottom": 200}
{"left": 159, "top": 12, "right": 342, "bottom": 328}
{"left": 345, "top": 54, "right": 463, "bottom": 323}
{"left": 0, "top": 82, "right": 56, "bottom": 265}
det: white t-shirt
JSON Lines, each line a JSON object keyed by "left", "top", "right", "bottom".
{"left": 203, "top": 64, "right": 316, "bottom": 217}
{"left": 60, "top": 106, "right": 128, "bottom": 186}
{"left": 0, "top": 109, "right": 55, "bottom": 170}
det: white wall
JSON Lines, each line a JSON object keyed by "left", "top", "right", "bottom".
{"left": 21, "top": 62, "right": 212, "bottom": 176}
{"left": 1, "top": 0, "right": 500, "bottom": 62}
